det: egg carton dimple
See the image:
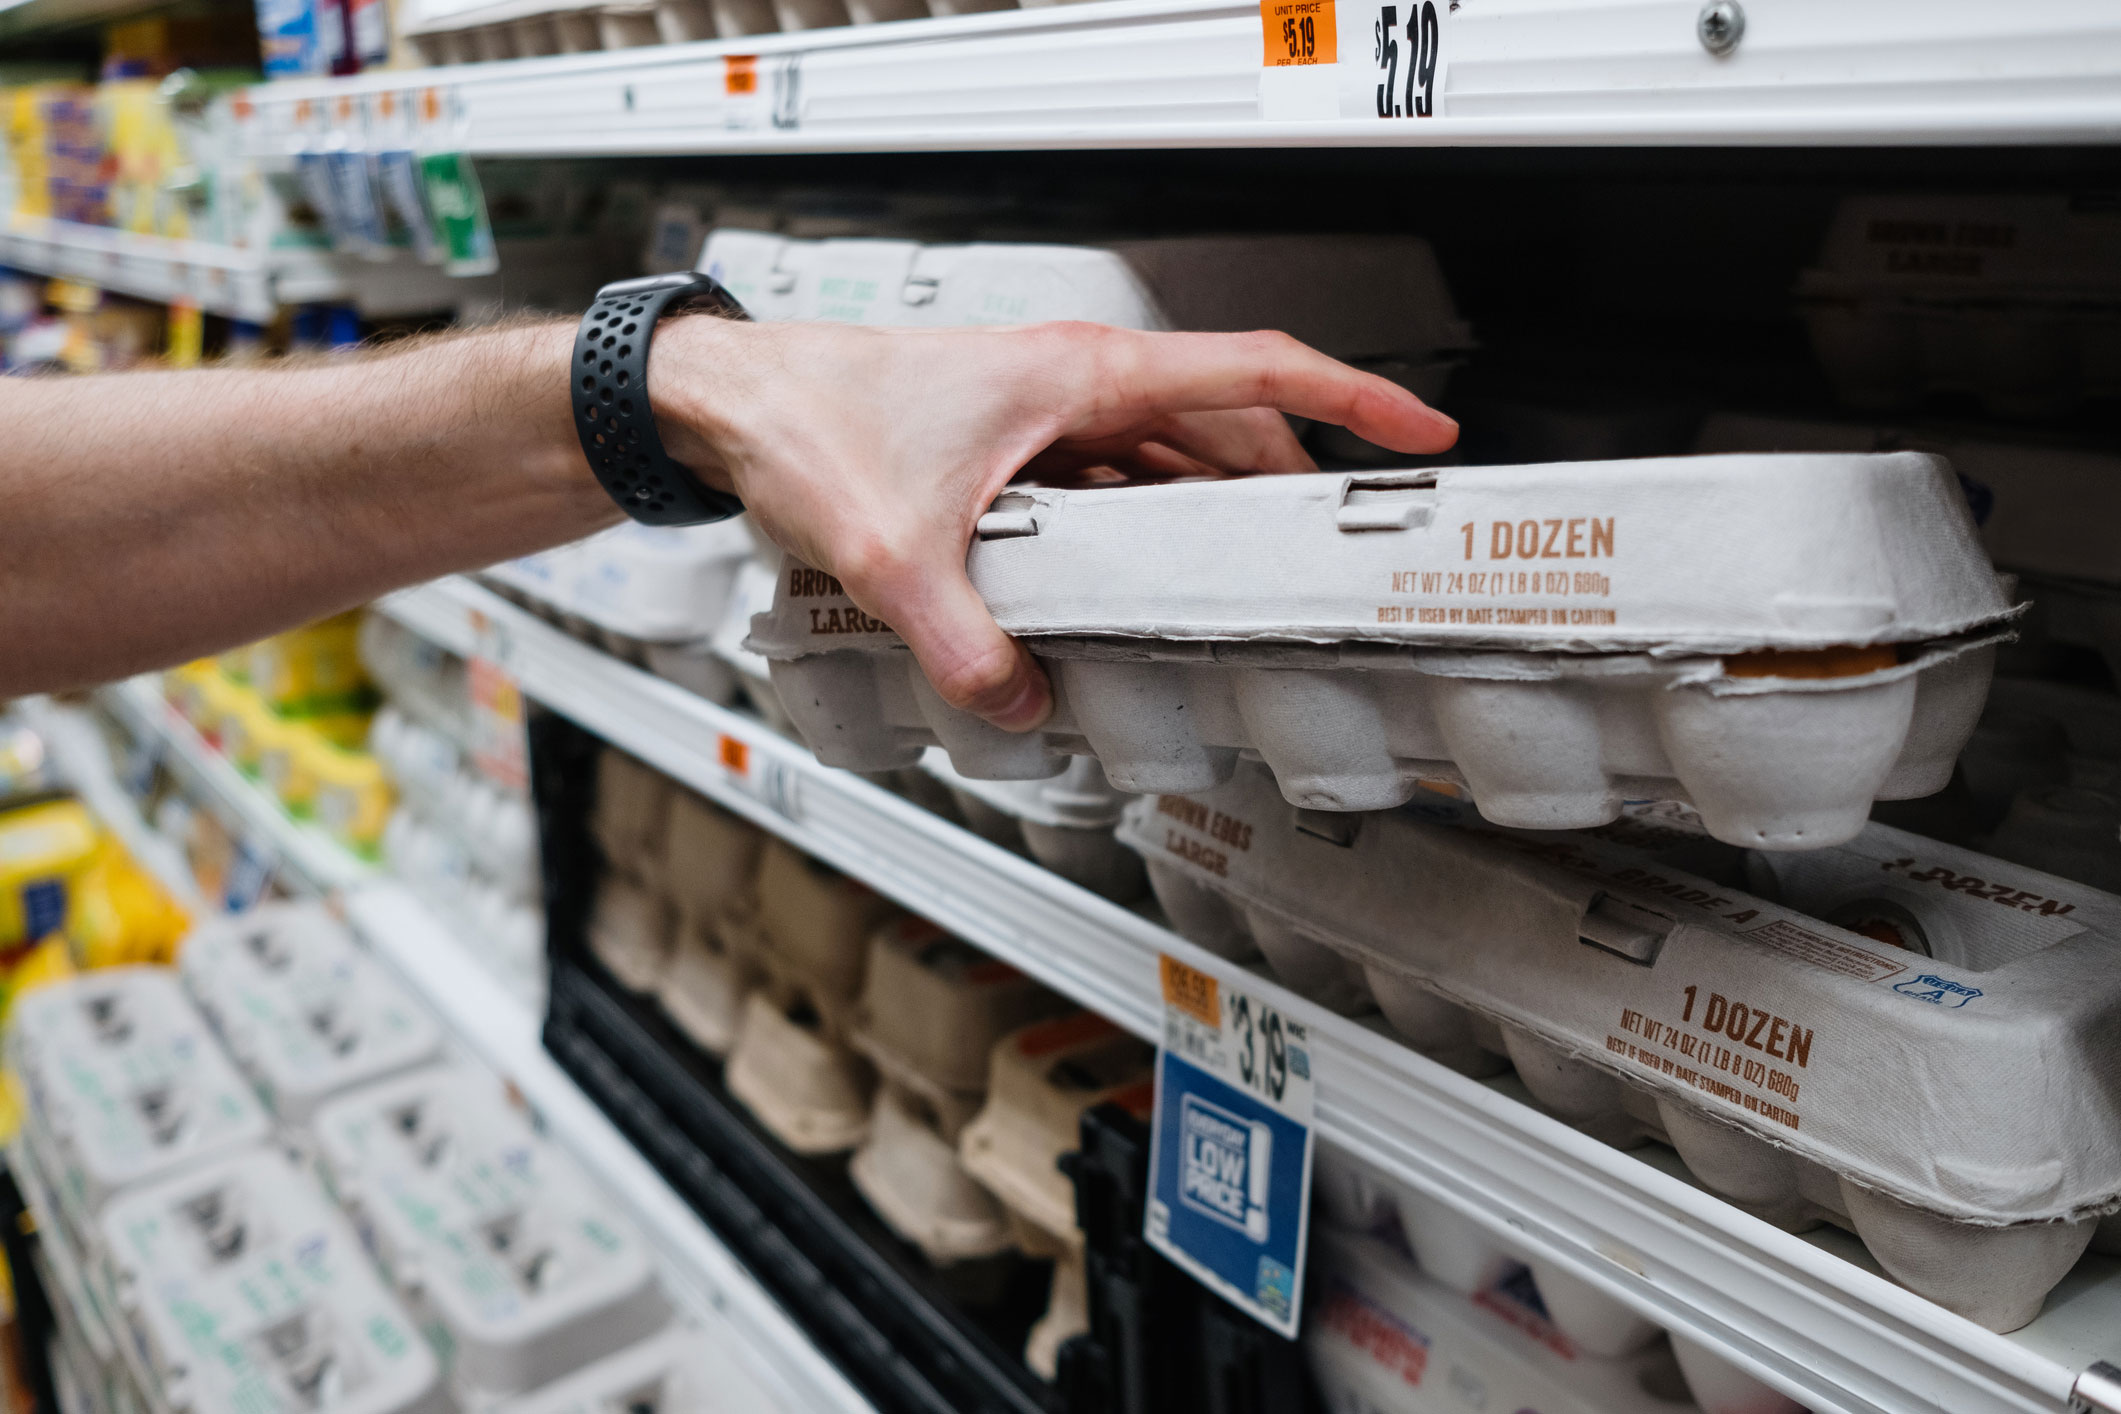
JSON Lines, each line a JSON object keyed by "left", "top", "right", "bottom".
{"left": 486, "top": 1326, "right": 783, "bottom": 1414}
{"left": 98, "top": 1148, "right": 447, "bottom": 1414}
{"left": 1122, "top": 763, "right": 2121, "bottom": 1332}
{"left": 1314, "top": 1147, "right": 1804, "bottom": 1414}
{"left": 7, "top": 968, "right": 274, "bottom": 1262}
{"left": 919, "top": 749, "right": 1147, "bottom": 902}
{"left": 177, "top": 903, "right": 446, "bottom": 1129}
{"left": 310, "top": 1066, "right": 668, "bottom": 1404}
{"left": 752, "top": 456, "right": 2014, "bottom": 850}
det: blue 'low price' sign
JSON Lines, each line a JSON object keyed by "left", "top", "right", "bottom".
{"left": 1146, "top": 954, "right": 1316, "bottom": 1338}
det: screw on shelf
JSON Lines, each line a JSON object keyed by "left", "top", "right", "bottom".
{"left": 2075, "top": 1362, "right": 2121, "bottom": 1414}
{"left": 1696, "top": 0, "right": 1744, "bottom": 55}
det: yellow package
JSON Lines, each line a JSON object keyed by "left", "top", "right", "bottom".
{"left": 311, "top": 742, "right": 393, "bottom": 857}
{"left": 219, "top": 684, "right": 277, "bottom": 774}
{"left": 251, "top": 612, "right": 371, "bottom": 714}
{"left": 0, "top": 800, "right": 99, "bottom": 948}
{"left": 68, "top": 839, "right": 190, "bottom": 969}
{"left": 163, "top": 659, "right": 219, "bottom": 722}
{"left": 5, "top": 88, "right": 50, "bottom": 223}
{"left": 184, "top": 664, "right": 247, "bottom": 742}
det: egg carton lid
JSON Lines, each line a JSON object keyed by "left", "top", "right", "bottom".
{"left": 749, "top": 456, "right": 2016, "bottom": 661}
{"left": 484, "top": 520, "right": 752, "bottom": 645}
{"left": 1120, "top": 764, "right": 2121, "bottom": 1227}
{"left": 177, "top": 904, "right": 445, "bottom": 1126}
{"left": 1799, "top": 193, "right": 2121, "bottom": 301}
{"left": 917, "top": 749, "right": 1131, "bottom": 832}
{"left": 6, "top": 968, "right": 273, "bottom": 1201}
{"left": 310, "top": 1067, "right": 661, "bottom": 1347}
{"left": 485, "top": 1327, "right": 779, "bottom": 1414}
{"left": 97, "top": 1148, "right": 446, "bottom": 1414}
{"left": 1307, "top": 1226, "right": 1697, "bottom": 1414}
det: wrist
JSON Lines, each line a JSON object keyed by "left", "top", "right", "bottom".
{"left": 645, "top": 312, "right": 749, "bottom": 498}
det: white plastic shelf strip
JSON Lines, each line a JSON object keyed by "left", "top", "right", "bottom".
{"left": 341, "top": 884, "right": 875, "bottom": 1414}
{"left": 0, "top": 221, "right": 283, "bottom": 322}
{"left": 238, "top": 0, "right": 2121, "bottom": 157}
{"left": 97, "top": 675, "right": 375, "bottom": 895}
{"left": 379, "top": 573, "right": 2121, "bottom": 1414}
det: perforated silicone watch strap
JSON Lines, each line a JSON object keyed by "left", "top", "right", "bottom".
{"left": 573, "top": 271, "right": 749, "bottom": 526}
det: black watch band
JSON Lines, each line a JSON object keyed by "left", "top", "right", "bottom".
{"left": 573, "top": 271, "right": 750, "bottom": 526}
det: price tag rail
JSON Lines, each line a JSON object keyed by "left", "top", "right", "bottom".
{"left": 378, "top": 574, "right": 2121, "bottom": 1414}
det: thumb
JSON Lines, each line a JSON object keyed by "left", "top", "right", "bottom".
{"left": 840, "top": 546, "right": 1053, "bottom": 733}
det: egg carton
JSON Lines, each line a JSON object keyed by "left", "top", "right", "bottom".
{"left": 750, "top": 455, "right": 2015, "bottom": 850}
{"left": 711, "top": 554, "right": 798, "bottom": 732}
{"left": 849, "top": 913, "right": 1068, "bottom": 1117}
{"left": 369, "top": 707, "right": 538, "bottom": 898}
{"left": 650, "top": 793, "right": 763, "bottom": 1055}
{"left": 12, "top": 1134, "right": 124, "bottom": 1374}
{"left": 1795, "top": 193, "right": 2121, "bottom": 418}
{"left": 486, "top": 1326, "right": 781, "bottom": 1414}
{"left": 177, "top": 903, "right": 445, "bottom": 1128}
{"left": 699, "top": 229, "right": 1470, "bottom": 358}
{"left": 1309, "top": 1223, "right": 1791, "bottom": 1414}
{"left": 311, "top": 1067, "right": 669, "bottom": 1403}
{"left": 1314, "top": 1147, "right": 1803, "bottom": 1414}
{"left": 8, "top": 969, "right": 274, "bottom": 1268}
{"left": 725, "top": 991, "right": 875, "bottom": 1154}
{"left": 588, "top": 873, "right": 676, "bottom": 994}
{"left": 591, "top": 747, "right": 676, "bottom": 889}
{"left": 731, "top": 837, "right": 903, "bottom": 1018}
{"left": 98, "top": 1148, "right": 447, "bottom": 1414}
{"left": 654, "top": 917, "right": 759, "bottom": 1056}
{"left": 850, "top": 1082, "right": 1014, "bottom": 1265}
{"left": 919, "top": 749, "right": 1146, "bottom": 903}
{"left": 1124, "top": 763, "right": 2121, "bottom": 1331}
{"left": 358, "top": 614, "right": 472, "bottom": 749}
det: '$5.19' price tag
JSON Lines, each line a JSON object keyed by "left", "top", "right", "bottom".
{"left": 1261, "top": 0, "right": 1336, "bottom": 65}
{"left": 1146, "top": 955, "right": 1317, "bottom": 1337}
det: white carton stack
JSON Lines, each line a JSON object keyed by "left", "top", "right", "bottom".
{"left": 8, "top": 967, "right": 277, "bottom": 1370}
{"left": 311, "top": 1067, "right": 669, "bottom": 1406}
{"left": 97, "top": 1149, "right": 448, "bottom": 1414}
{"left": 487, "top": 1327, "right": 782, "bottom": 1414}
{"left": 846, "top": 916, "right": 1068, "bottom": 1265}
{"left": 1796, "top": 193, "right": 2121, "bottom": 418}
{"left": 750, "top": 454, "right": 2015, "bottom": 849}
{"left": 1121, "top": 762, "right": 2121, "bottom": 1330}
{"left": 177, "top": 902, "right": 446, "bottom": 1128}
{"left": 1313, "top": 1147, "right": 1805, "bottom": 1414}
{"left": 957, "top": 1011, "right": 1155, "bottom": 1376}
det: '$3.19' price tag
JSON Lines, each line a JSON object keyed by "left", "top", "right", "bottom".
{"left": 1146, "top": 955, "right": 1317, "bottom": 1337}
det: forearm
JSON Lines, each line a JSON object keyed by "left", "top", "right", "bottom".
{"left": 0, "top": 321, "right": 616, "bottom": 694}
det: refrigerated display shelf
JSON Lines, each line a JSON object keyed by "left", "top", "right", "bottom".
{"left": 98, "top": 673, "right": 376, "bottom": 896}
{"left": 30, "top": 692, "right": 877, "bottom": 1414}
{"left": 378, "top": 572, "right": 2121, "bottom": 1414}
{"left": 237, "top": 0, "right": 2121, "bottom": 160}
{"left": 17, "top": 696, "right": 205, "bottom": 912}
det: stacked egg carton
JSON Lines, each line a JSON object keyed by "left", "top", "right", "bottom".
{"left": 846, "top": 914, "right": 1069, "bottom": 1265}
{"left": 957, "top": 1011, "right": 1155, "bottom": 1376}
{"left": 310, "top": 1065, "right": 671, "bottom": 1408}
{"left": 489, "top": 1326, "right": 780, "bottom": 1414}
{"left": 7, "top": 967, "right": 277, "bottom": 1407}
{"left": 722, "top": 838, "right": 903, "bottom": 1153}
{"left": 918, "top": 749, "right": 1145, "bottom": 902}
{"left": 177, "top": 902, "right": 446, "bottom": 1131}
{"left": 1795, "top": 193, "right": 2121, "bottom": 420}
{"left": 1122, "top": 759, "right": 2121, "bottom": 1333}
{"left": 360, "top": 613, "right": 545, "bottom": 999}
{"left": 97, "top": 1148, "right": 450, "bottom": 1414}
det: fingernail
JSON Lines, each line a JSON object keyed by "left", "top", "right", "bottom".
{"left": 984, "top": 667, "right": 1053, "bottom": 733}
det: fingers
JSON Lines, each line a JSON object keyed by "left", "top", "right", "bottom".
{"left": 837, "top": 536, "right": 1053, "bottom": 733}
{"left": 1061, "top": 324, "right": 1459, "bottom": 457}
{"left": 1150, "top": 407, "right": 1318, "bottom": 476}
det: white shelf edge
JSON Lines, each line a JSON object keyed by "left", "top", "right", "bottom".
{"left": 0, "top": 220, "right": 285, "bottom": 322}
{"left": 50, "top": 676, "right": 873, "bottom": 1414}
{"left": 379, "top": 574, "right": 2113, "bottom": 1414}
{"left": 97, "top": 675, "right": 375, "bottom": 896}
{"left": 342, "top": 882, "right": 877, "bottom": 1414}
{"left": 18, "top": 695, "right": 205, "bottom": 913}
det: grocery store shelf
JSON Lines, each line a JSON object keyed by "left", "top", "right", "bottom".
{"left": 381, "top": 573, "right": 2121, "bottom": 1414}
{"left": 237, "top": 0, "right": 2121, "bottom": 158}
{"left": 342, "top": 882, "right": 877, "bottom": 1414}
{"left": 0, "top": 0, "right": 162, "bottom": 43}
{"left": 97, "top": 674, "right": 375, "bottom": 896}
{"left": 16, "top": 696, "right": 204, "bottom": 912}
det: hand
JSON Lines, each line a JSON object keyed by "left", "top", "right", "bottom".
{"left": 652, "top": 318, "right": 1459, "bottom": 732}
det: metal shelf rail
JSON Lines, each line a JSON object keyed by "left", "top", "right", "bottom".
{"left": 377, "top": 573, "right": 2121, "bottom": 1414}
{"left": 237, "top": 0, "right": 2121, "bottom": 159}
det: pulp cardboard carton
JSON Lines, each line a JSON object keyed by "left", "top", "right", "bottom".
{"left": 8, "top": 968, "right": 273, "bottom": 1274}
{"left": 98, "top": 1149, "right": 447, "bottom": 1414}
{"left": 751, "top": 456, "right": 2014, "bottom": 849}
{"left": 177, "top": 903, "right": 445, "bottom": 1127}
{"left": 588, "top": 873, "right": 676, "bottom": 993}
{"left": 1307, "top": 1226, "right": 1712, "bottom": 1414}
{"left": 725, "top": 991, "right": 875, "bottom": 1153}
{"left": 919, "top": 750, "right": 1146, "bottom": 902}
{"left": 1314, "top": 1148, "right": 1803, "bottom": 1414}
{"left": 487, "top": 1326, "right": 779, "bottom": 1414}
{"left": 653, "top": 915, "right": 758, "bottom": 1056}
{"left": 850, "top": 1083, "right": 1014, "bottom": 1265}
{"left": 590, "top": 747, "right": 674, "bottom": 888}
{"left": 656, "top": 789, "right": 763, "bottom": 935}
{"left": 1123, "top": 762, "right": 2121, "bottom": 1330}
{"left": 738, "top": 838, "right": 901, "bottom": 1018}
{"left": 311, "top": 1067, "right": 668, "bottom": 1402}
{"left": 1794, "top": 194, "right": 2121, "bottom": 417}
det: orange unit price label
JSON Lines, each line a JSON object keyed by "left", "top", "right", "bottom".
{"left": 1261, "top": 0, "right": 1335, "bottom": 66}
{"left": 1160, "top": 955, "right": 1221, "bottom": 1029}
{"left": 725, "top": 55, "right": 759, "bottom": 95}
